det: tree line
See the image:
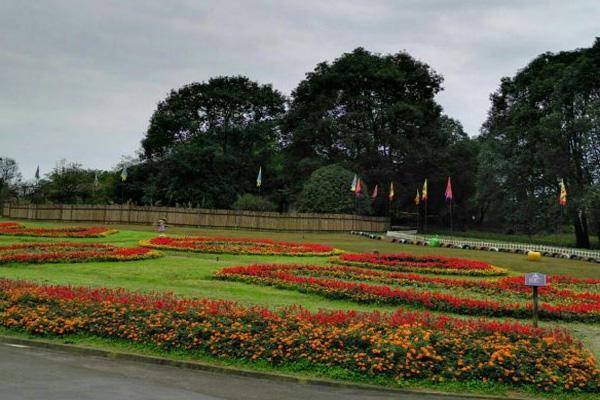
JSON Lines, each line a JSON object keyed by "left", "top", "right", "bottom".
{"left": 2, "top": 40, "right": 599, "bottom": 248}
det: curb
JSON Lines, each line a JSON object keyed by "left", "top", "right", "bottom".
{"left": 0, "top": 335, "right": 533, "bottom": 400}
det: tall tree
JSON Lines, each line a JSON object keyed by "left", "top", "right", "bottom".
{"left": 39, "top": 160, "right": 97, "bottom": 204}
{"left": 284, "top": 48, "right": 477, "bottom": 219}
{"left": 0, "top": 157, "right": 21, "bottom": 203}
{"left": 480, "top": 38, "right": 600, "bottom": 247}
{"left": 137, "top": 76, "right": 286, "bottom": 208}
{"left": 142, "top": 76, "right": 285, "bottom": 159}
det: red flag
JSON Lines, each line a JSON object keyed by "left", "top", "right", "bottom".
{"left": 445, "top": 177, "right": 453, "bottom": 201}
{"left": 371, "top": 184, "right": 378, "bottom": 199}
{"left": 355, "top": 178, "right": 362, "bottom": 196}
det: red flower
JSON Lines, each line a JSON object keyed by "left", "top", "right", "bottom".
{"left": 140, "top": 236, "right": 342, "bottom": 256}
{"left": 215, "top": 264, "right": 600, "bottom": 322}
{"left": 0, "top": 242, "right": 162, "bottom": 264}
{"left": 0, "top": 225, "right": 117, "bottom": 238}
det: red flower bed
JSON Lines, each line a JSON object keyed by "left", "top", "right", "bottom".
{"left": 0, "top": 222, "right": 24, "bottom": 229}
{"left": 140, "top": 236, "right": 342, "bottom": 256}
{"left": 0, "top": 225, "right": 117, "bottom": 238}
{"left": 0, "top": 279, "right": 597, "bottom": 393}
{"left": 215, "top": 264, "right": 600, "bottom": 322}
{"left": 333, "top": 253, "right": 507, "bottom": 276}
{"left": 0, "top": 242, "right": 162, "bottom": 264}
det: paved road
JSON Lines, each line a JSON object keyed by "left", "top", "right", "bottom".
{"left": 0, "top": 343, "right": 490, "bottom": 400}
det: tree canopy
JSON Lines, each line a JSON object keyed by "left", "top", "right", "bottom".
{"left": 7, "top": 40, "right": 599, "bottom": 248}
{"left": 142, "top": 75, "right": 285, "bottom": 159}
{"left": 479, "top": 38, "right": 600, "bottom": 246}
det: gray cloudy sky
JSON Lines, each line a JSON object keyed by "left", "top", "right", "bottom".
{"left": 1, "top": 0, "right": 599, "bottom": 178}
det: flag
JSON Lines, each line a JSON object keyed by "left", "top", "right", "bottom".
{"left": 120, "top": 166, "right": 128, "bottom": 182}
{"left": 444, "top": 177, "right": 453, "bottom": 201}
{"left": 94, "top": 172, "right": 99, "bottom": 188}
{"left": 35, "top": 166, "right": 40, "bottom": 180}
{"left": 355, "top": 178, "right": 362, "bottom": 195}
{"left": 421, "top": 179, "right": 428, "bottom": 202}
{"left": 350, "top": 174, "right": 357, "bottom": 192}
{"left": 388, "top": 182, "right": 395, "bottom": 201}
{"left": 559, "top": 179, "right": 567, "bottom": 206}
{"left": 415, "top": 189, "right": 421, "bottom": 205}
{"left": 371, "top": 184, "right": 378, "bottom": 199}
{"left": 256, "top": 166, "right": 262, "bottom": 188}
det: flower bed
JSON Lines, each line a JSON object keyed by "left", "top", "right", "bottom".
{"left": 0, "top": 242, "right": 162, "bottom": 264}
{"left": 215, "top": 264, "right": 600, "bottom": 322}
{"left": 0, "top": 222, "right": 24, "bottom": 229}
{"left": 140, "top": 236, "right": 342, "bottom": 256}
{"left": 0, "top": 279, "right": 597, "bottom": 393}
{"left": 0, "top": 225, "right": 117, "bottom": 237}
{"left": 332, "top": 253, "right": 507, "bottom": 276}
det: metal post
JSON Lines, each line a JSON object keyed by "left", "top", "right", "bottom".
{"left": 416, "top": 203, "right": 420, "bottom": 233}
{"left": 532, "top": 286, "right": 539, "bottom": 328}
{"left": 424, "top": 201, "right": 428, "bottom": 234}
{"left": 449, "top": 200, "right": 453, "bottom": 234}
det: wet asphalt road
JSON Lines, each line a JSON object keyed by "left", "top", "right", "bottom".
{"left": 0, "top": 343, "right": 498, "bottom": 400}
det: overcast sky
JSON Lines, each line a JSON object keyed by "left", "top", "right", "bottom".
{"left": 1, "top": 0, "right": 598, "bottom": 179}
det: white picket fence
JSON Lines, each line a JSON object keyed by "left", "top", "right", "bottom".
{"left": 386, "top": 231, "right": 600, "bottom": 263}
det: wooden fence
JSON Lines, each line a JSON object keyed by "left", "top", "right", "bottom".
{"left": 1, "top": 203, "right": 389, "bottom": 232}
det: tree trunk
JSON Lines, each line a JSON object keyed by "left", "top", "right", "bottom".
{"left": 573, "top": 210, "right": 590, "bottom": 248}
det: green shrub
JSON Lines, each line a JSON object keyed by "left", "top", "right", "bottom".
{"left": 232, "top": 193, "right": 277, "bottom": 212}
{"left": 296, "top": 164, "right": 372, "bottom": 215}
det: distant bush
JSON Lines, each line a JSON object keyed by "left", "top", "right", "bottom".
{"left": 296, "top": 164, "right": 372, "bottom": 215}
{"left": 232, "top": 193, "right": 277, "bottom": 212}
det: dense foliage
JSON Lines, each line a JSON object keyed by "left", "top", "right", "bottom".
{"left": 296, "top": 164, "right": 372, "bottom": 214}
{"left": 0, "top": 157, "right": 21, "bottom": 204}
{"left": 479, "top": 38, "right": 600, "bottom": 247}
{"left": 231, "top": 194, "right": 277, "bottom": 212}
{"left": 6, "top": 40, "right": 600, "bottom": 247}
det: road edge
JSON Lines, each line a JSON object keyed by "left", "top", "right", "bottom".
{"left": 0, "top": 334, "right": 534, "bottom": 400}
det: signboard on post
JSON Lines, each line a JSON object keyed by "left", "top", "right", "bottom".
{"left": 525, "top": 272, "right": 547, "bottom": 287}
{"left": 524, "top": 272, "right": 546, "bottom": 328}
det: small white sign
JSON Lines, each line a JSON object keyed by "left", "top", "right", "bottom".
{"left": 525, "top": 273, "right": 547, "bottom": 287}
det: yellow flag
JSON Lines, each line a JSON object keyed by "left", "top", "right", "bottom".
{"left": 421, "top": 179, "right": 428, "bottom": 202}
{"left": 559, "top": 179, "right": 567, "bottom": 206}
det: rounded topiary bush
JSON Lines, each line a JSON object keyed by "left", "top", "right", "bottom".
{"left": 296, "top": 164, "right": 372, "bottom": 215}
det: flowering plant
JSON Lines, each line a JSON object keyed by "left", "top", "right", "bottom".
{"left": 215, "top": 264, "right": 600, "bottom": 322}
{"left": 140, "top": 236, "right": 343, "bottom": 256}
{"left": 0, "top": 225, "right": 117, "bottom": 237}
{"left": 0, "top": 222, "right": 24, "bottom": 229}
{"left": 332, "top": 253, "right": 507, "bottom": 276}
{"left": 0, "top": 242, "right": 162, "bottom": 264}
{"left": 0, "top": 278, "right": 597, "bottom": 393}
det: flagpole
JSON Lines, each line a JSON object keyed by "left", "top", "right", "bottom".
{"left": 416, "top": 202, "right": 420, "bottom": 233}
{"left": 424, "top": 200, "right": 428, "bottom": 235}
{"left": 449, "top": 199, "right": 453, "bottom": 234}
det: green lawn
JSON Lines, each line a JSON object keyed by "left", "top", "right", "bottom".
{"left": 0, "top": 218, "right": 599, "bottom": 397}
